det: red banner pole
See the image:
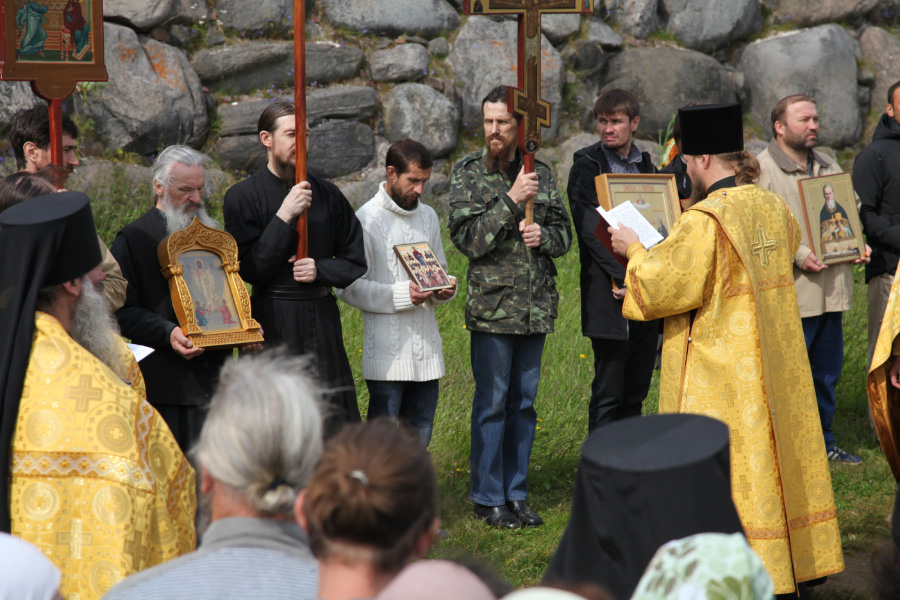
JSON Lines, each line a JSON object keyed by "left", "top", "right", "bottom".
{"left": 47, "top": 98, "right": 65, "bottom": 188}
{"left": 293, "top": 0, "right": 308, "bottom": 259}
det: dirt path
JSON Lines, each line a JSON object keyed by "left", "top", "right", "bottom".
{"left": 809, "top": 552, "right": 875, "bottom": 600}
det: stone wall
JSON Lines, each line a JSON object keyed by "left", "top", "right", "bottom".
{"left": 4, "top": 0, "right": 900, "bottom": 205}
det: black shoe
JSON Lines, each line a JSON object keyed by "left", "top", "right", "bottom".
{"left": 506, "top": 500, "right": 543, "bottom": 527}
{"left": 474, "top": 504, "right": 520, "bottom": 529}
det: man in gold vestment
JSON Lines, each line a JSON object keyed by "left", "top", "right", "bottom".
{"left": 609, "top": 104, "right": 843, "bottom": 596}
{"left": 0, "top": 192, "right": 196, "bottom": 600}
{"left": 866, "top": 268, "right": 900, "bottom": 480}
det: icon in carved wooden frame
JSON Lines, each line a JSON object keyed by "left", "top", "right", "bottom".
{"left": 393, "top": 242, "right": 454, "bottom": 292}
{"left": 158, "top": 217, "right": 263, "bottom": 349}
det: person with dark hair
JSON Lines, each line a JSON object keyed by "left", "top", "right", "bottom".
{"left": 608, "top": 103, "right": 844, "bottom": 596}
{"left": 9, "top": 103, "right": 128, "bottom": 311}
{"left": 224, "top": 101, "right": 366, "bottom": 434}
{"left": 758, "top": 94, "right": 868, "bottom": 465}
{"left": 566, "top": 88, "right": 658, "bottom": 434}
{"left": 855, "top": 80, "right": 900, "bottom": 368}
{"left": 0, "top": 170, "right": 56, "bottom": 213}
{"left": 111, "top": 145, "right": 231, "bottom": 453}
{"left": 449, "top": 84, "right": 572, "bottom": 529}
{"left": 104, "top": 351, "right": 324, "bottom": 600}
{"left": 296, "top": 420, "right": 439, "bottom": 599}
{"left": 658, "top": 106, "right": 694, "bottom": 201}
{"left": 9, "top": 102, "right": 79, "bottom": 176}
{"left": 335, "top": 139, "right": 457, "bottom": 446}
{"left": 0, "top": 193, "right": 195, "bottom": 600}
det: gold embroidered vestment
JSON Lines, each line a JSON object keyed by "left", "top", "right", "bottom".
{"left": 622, "top": 184, "right": 844, "bottom": 594}
{"left": 10, "top": 313, "right": 196, "bottom": 600}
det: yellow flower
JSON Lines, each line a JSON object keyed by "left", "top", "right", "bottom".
{"left": 536, "top": 418, "right": 542, "bottom": 422}
{"left": 579, "top": 353, "right": 586, "bottom": 359}
{"left": 536, "top": 426, "right": 542, "bottom": 431}
{"left": 462, "top": 324, "right": 467, "bottom": 329}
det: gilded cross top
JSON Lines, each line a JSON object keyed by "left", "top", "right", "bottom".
{"left": 465, "top": 0, "right": 593, "bottom": 155}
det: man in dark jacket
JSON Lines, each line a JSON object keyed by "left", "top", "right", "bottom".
{"left": 567, "top": 89, "right": 658, "bottom": 433}
{"left": 854, "top": 80, "right": 900, "bottom": 365}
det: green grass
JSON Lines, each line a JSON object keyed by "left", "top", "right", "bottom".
{"left": 333, "top": 197, "right": 890, "bottom": 589}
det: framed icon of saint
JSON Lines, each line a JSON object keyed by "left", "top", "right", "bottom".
{"left": 797, "top": 172, "right": 864, "bottom": 265}
{"left": 0, "top": 0, "right": 107, "bottom": 98}
{"left": 158, "top": 218, "right": 263, "bottom": 349}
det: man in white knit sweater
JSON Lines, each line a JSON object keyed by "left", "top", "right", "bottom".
{"left": 336, "top": 139, "right": 457, "bottom": 446}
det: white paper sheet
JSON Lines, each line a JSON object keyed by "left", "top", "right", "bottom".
{"left": 126, "top": 343, "right": 155, "bottom": 362}
{"left": 597, "top": 201, "right": 665, "bottom": 249}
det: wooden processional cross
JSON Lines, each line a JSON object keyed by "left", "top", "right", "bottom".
{"left": 464, "top": 0, "right": 593, "bottom": 223}
{"left": 0, "top": 0, "right": 107, "bottom": 187}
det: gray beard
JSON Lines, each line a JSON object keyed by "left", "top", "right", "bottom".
{"left": 70, "top": 278, "right": 128, "bottom": 380}
{"left": 159, "top": 192, "right": 220, "bottom": 236}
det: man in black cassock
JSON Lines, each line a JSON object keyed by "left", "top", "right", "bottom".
{"left": 223, "top": 101, "right": 366, "bottom": 431}
{"left": 110, "top": 145, "right": 231, "bottom": 453}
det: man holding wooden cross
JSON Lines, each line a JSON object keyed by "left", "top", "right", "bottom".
{"left": 449, "top": 85, "right": 571, "bottom": 530}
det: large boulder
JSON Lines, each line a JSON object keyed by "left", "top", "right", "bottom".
{"left": 217, "top": 136, "right": 267, "bottom": 173}
{"left": 369, "top": 44, "right": 430, "bottom": 82}
{"left": 738, "top": 25, "right": 862, "bottom": 147}
{"left": 770, "top": 0, "right": 880, "bottom": 27}
{"left": 585, "top": 17, "right": 624, "bottom": 50}
{"left": 859, "top": 27, "right": 900, "bottom": 113}
{"left": 606, "top": 0, "right": 658, "bottom": 39}
{"left": 448, "top": 18, "right": 565, "bottom": 142}
{"left": 660, "top": 0, "right": 761, "bottom": 51}
{"left": 319, "top": 0, "right": 460, "bottom": 38}
{"left": 383, "top": 83, "right": 460, "bottom": 158}
{"left": 104, "top": 0, "right": 173, "bottom": 31}
{"left": 0, "top": 81, "right": 40, "bottom": 133}
{"left": 75, "top": 23, "right": 209, "bottom": 155}
{"left": 308, "top": 120, "right": 375, "bottom": 179}
{"left": 218, "top": 100, "right": 275, "bottom": 138}
{"left": 598, "top": 47, "right": 737, "bottom": 140}
{"left": 170, "top": 0, "right": 209, "bottom": 23}
{"left": 216, "top": 0, "right": 291, "bottom": 32}
{"left": 551, "top": 132, "right": 601, "bottom": 191}
{"left": 541, "top": 14, "right": 582, "bottom": 45}
{"left": 191, "top": 41, "right": 363, "bottom": 93}
{"left": 309, "top": 85, "right": 378, "bottom": 123}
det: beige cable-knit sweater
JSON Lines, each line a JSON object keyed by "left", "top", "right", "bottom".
{"left": 335, "top": 182, "right": 456, "bottom": 381}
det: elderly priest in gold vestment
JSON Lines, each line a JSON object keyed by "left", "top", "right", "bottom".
{"left": 0, "top": 192, "right": 196, "bottom": 600}
{"left": 609, "top": 104, "right": 844, "bottom": 596}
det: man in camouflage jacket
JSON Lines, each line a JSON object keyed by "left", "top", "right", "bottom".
{"left": 449, "top": 85, "right": 572, "bottom": 530}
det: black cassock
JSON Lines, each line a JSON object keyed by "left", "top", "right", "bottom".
{"left": 224, "top": 168, "right": 366, "bottom": 430}
{"left": 111, "top": 208, "right": 231, "bottom": 452}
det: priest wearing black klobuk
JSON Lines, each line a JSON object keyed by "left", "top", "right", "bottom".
{"left": 224, "top": 101, "right": 366, "bottom": 431}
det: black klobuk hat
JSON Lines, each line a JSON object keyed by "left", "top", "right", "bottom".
{"left": 679, "top": 103, "right": 744, "bottom": 156}
{"left": 0, "top": 191, "right": 102, "bottom": 286}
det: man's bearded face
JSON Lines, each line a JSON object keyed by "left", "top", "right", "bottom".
{"left": 69, "top": 274, "right": 127, "bottom": 380}
{"left": 483, "top": 101, "right": 518, "bottom": 172}
{"left": 779, "top": 101, "right": 819, "bottom": 153}
{"left": 387, "top": 163, "right": 432, "bottom": 211}
{"left": 158, "top": 162, "right": 218, "bottom": 235}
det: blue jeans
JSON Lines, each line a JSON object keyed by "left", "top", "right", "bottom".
{"left": 366, "top": 379, "right": 439, "bottom": 447}
{"left": 802, "top": 312, "right": 843, "bottom": 450}
{"left": 469, "top": 331, "right": 546, "bottom": 506}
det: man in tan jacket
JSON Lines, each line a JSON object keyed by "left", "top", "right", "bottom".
{"left": 757, "top": 94, "right": 869, "bottom": 464}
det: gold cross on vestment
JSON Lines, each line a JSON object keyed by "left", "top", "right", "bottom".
{"left": 66, "top": 374, "right": 103, "bottom": 412}
{"left": 750, "top": 225, "right": 778, "bottom": 269}
{"left": 465, "top": 0, "right": 592, "bottom": 155}
{"left": 58, "top": 519, "right": 93, "bottom": 558}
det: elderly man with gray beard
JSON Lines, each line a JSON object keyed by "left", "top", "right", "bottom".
{"left": 104, "top": 351, "right": 323, "bottom": 600}
{"left": 111, "top": 145, "right": 231, "bottom": 453}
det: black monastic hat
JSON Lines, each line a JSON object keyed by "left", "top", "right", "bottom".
{"left": 0, "top": 191, "right": 102, "bottom": 533}
{"left": 544, "top": 414, "right": 744, "bottom": 600}
{"left": 679, "top": 103, "right": 744, "bottom": 156}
